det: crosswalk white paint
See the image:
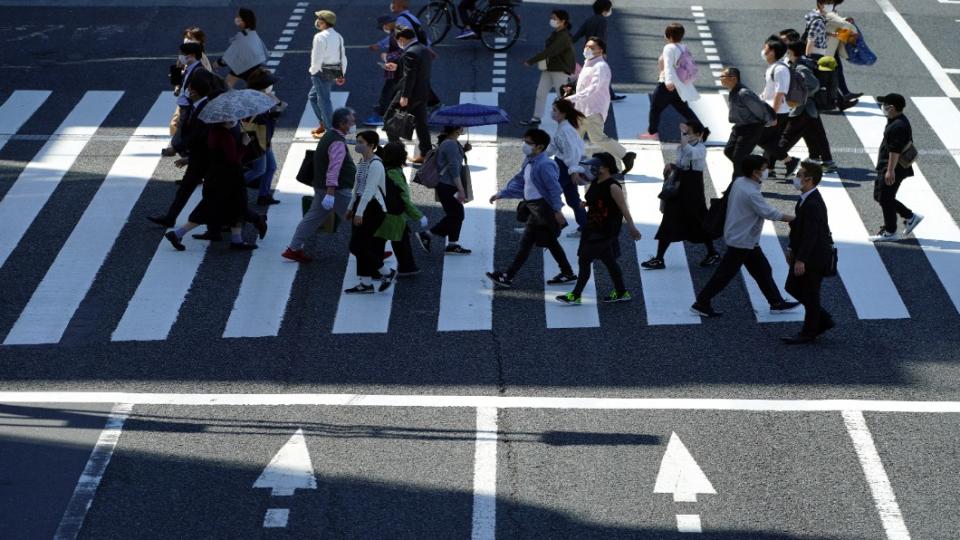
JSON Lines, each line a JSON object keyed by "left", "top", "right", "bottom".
{"left": 0, "top": 91, "right": 122, "bottom": 270}
{"left": 5, "top": 94, "right": 172, "bottom": 345}
{"left": 0, "top": 90, "right": 50, "bottom": 152}
{"left": 224, "top": 94, "right": 348, "bottom": 338}
{"left": 847, "top": 97, "right": 960, "bottom": 315}
{"left": 436, "top": 92, "right": 498, "bottom": 332}
{"left": 615, "top": 95, "right": 701, "bottom": 325}
{"left": 539, "top": 95, "right": 600, "bottom": 328}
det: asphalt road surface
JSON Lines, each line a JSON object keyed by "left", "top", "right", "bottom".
{"left": 1, "top": 0, "right": 960, "bottom": 538}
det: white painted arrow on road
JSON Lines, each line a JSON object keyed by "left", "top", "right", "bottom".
{"left": 654, "top": 433, "right": 716, "bottom": 502}
{"left": 254, "top": 429, "right": 317, "bottom": 496}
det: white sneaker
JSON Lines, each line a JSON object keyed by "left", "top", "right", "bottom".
{"left": 903, "top": 213, "right": 924, "bottom": 236}
{"left": 566, "top": 230, "right": 581, "bottom": 238}
{"left": 869, "top": 230, "right": 901, "bottom": 242}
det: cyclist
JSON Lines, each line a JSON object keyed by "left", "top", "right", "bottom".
{"left": 455, "top": 0, "right": 478, "bottom": 39}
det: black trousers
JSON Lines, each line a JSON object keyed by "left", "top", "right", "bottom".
{"left": 768, "top": 113, "right": 831, "bottom": 163}
{"left": 801, "top": 116, "right": 833, "bottom": 162}
{"left": 431, "top": 183, "right": 464, "bottom": 242}
{"left": 785, "top": 267, "right": 831, "bottom": 337}
{"left": 506, "top": 224, "right": 573, "bottom": 278}
{"left": 760, "top": 113, "right": 790, "bottom": 165}
{"left": 375, "top": 79, "right": 397, "bottom": 117}
{"left": 386, "top": 99, "right": 432, "bottom": 157}
{"left": 648, "top": 83, "right": 700, "bottom": 135}
{"left": 349, "top": 201, "right": 387, "bottom": 279}
{"left": 164, "top": 161, "right": 205, "bottom": 222}
{"left": 697, "top": 246, "right": 785, "bottom": 307}
{"left": 392, "top": 226, "right": 417, "bottom": 273}
{"left": 724, "top": 123, "right": 764, "bottom": 180}
{"left": 573, "top": 250, "right": 625, "bottom": 297}
{"left": 878, "top": 169, "right": 914, "bottom": 233}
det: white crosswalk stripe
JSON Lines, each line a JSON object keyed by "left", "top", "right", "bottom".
{"left": 0, "top": 91, "right": 50, "bottom": 152}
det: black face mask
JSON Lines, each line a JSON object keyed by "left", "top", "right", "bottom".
{"left": 590, "top": 167, "right": 600, "bottom": 180}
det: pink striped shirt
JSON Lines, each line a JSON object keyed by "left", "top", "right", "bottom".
{"left": 569, "top": 57, "right": 612, "bottom": 121}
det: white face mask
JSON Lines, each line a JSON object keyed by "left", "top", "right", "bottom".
{"left": 823, "top": 4, "right": 835, "bottom": 11}
{"left": 760, "top": 48, "right": 769, "bottom": 62}
{"left": 792, "top": 176, "right": 803, "bottom": 191}
{"left": 521, "top": 142, "right": 534, "bottom": 156}
{"left": 383, "top": 27, "right": 392, "bottom": 34}
{"left": 356, "top": 142, "right": 367, "bottom": 154}
{"left": 603, "top": 10, "right": 612, "bottom": 17}
{"left": 550, "top": 109, "right": 562, "bottom": 123}
{"left": 549, "top": 19, "right": 559, "bottom": 29}
{"left": 759, "top": 169, "right": 769, "bottom": 181}
{"left": 178, "top": 55, "right": 189, "bottom": 65}
{"left": 583, "top": 48, "right": 595, "bottom": 60}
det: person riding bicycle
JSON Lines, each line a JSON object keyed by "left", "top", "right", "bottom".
{"left": 455, "top": 0, "right": 478, "bottom": 39}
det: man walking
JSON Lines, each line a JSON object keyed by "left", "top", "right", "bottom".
{"left": 870, "top": 93, "right": 923, "bottom": 242}
{"left": 282, "top": 108, "right": 357, "bottom": 263}
{"left": 308, "top": 10, "right": 347, "bottom": 139}
{"left": 564, "top": 37, "right": 636, "bottom": 174}
{"left": 486, "top": 129, "right": 577, "bottom": 288}
{"left": 384, "top": 27, "right": 433, "bottom": 164}
{"left": 758, "top": 36, "right": 799, "bottom": 179}
{"left": 783, "top": 160, "right": 835, "bottom": 344}
{"left": 691, "top": 154, "right": 800, "bottom": 317}
{"left": 720, "top": 67, "right": 774, "bottom": 181}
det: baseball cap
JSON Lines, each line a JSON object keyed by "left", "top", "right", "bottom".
{"left": 816, "top": 56, "right": 838, "bottom": 72}
{"left": 876, "top": 93, "right": 906, "bottom": 111}
{"left": 376, "top": 14, "right": 396, "bottom": 28}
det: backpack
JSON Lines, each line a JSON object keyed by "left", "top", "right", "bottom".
{"left": 412, "top": 148, "right": 441, "bottom": 188}
{"left": 382, "top": 169, "right": 406, "bottom": 215}
{"left": 772, "top": 62, "right": 809, "bottom": 109}
{"left": 674, "top": 44, "right": 699, "bottom": 85}
{"left": 814, "top": 68, "right": 838, "bottom": 111}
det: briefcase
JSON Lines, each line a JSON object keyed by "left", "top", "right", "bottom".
{"left": 824, "top": 247, "right": 839, "bottom": 277}
{"left": 385, "top": 111, "right": 416, "bottom": 140}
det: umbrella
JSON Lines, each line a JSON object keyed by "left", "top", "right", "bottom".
{"left": 198, "top": 89, "right": 277, "bottom": 123}
{"left": 428, "top": 103, "right": 510, "bottom": 127}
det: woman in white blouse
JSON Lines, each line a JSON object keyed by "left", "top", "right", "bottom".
{"left": 344, "top": 130, "right": 396, "bottom": 294}
{"left": 640, "top": 23, "right": 701, "bottom": 142}
{"left": 546, "top": 99, "right": 588, "bottom": 237}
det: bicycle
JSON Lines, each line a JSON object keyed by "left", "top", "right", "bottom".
{"left": 417, "top": 0, "right": 522, "bottom": 52}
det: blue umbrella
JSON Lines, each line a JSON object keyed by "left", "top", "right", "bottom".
{"left": 428, "top": 103, "right": 510, "bottom": 127}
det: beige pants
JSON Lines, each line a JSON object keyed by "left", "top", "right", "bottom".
{"left": 578, "top": 113, "right": 627, "bottom": 163}
{"left": 533, "top": 71, "right": 569, "bottom": 120}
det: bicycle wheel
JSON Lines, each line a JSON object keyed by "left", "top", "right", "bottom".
{"left": 417, "top": 1, "right": 453, "bottom": 45}
{"left": 478, "top": 7, "right": 520, "bottom": 51}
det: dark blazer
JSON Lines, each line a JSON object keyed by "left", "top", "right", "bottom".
{"left": 788, "top": 188, "right": 832, "bottom": 271}
{"left": 173, "top": 94, "right": 212, "bottom": 159}
{"left": 398, "top": 41, "right": 432, "bottom": 104}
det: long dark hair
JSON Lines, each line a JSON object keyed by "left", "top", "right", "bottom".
{"left": 552, "top": 98, "right": 585, "bottom": 130}
{"left": 238, "top": 8, "right": 257, "bottom": 31}
{"left": 683, "top": 120, "right": 711, "bottom": 143}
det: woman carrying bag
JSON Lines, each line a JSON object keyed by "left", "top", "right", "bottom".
{"left": 420, "top": 126, "right": 473, "bottom": 255}
{"left": 217, "top": 8, "right": 269, "bottom": 88}
{"left": 375, "top": 142, "right": 427, "bottom": 276}
{"left": 642, "top": 120, "right": 720, "bottom": 269}
{"left": 519, "top": 10, "right": 576, "bottom": 127}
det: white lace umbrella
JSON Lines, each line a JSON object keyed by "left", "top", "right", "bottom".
{"left": 197, "top": 89, "right": 276, "bottom": 123}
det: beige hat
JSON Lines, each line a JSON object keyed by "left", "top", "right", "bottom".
{"left": 315, "top": 10, "right": 336, "bottom": 26}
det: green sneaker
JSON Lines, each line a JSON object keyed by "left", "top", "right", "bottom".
{"left": 602, "top": 290, "right": 633, "bottom": 303}
{"left": 555, "top": 292, "right": 582, "bottom": 306}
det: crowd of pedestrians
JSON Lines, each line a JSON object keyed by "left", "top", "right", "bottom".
{"left": 152, "top": 1, "right": 918, "bottom": 343}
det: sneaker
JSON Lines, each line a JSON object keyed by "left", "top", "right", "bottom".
{"left": 556, "top": 292, "right": 582, "bottom": 305}
{"left": 519, "top": 118, "right": 541, "bottom": 127}
{"left": 820, "top": 160, "right": 838, "bottom": 173}
{"left": 637, "top": 133, "right": 659, "bottom": 141}
{"left": 843, "top": 92, "right": 864, "bottom": 101}
{"left": 621, "top": 152, "right": 637, "bottom": 174}
{"left": 281, "top": 247, "right": 313, "bottom": 263}
{"left": 456, "top": 29, "right": 476, "bottom": 39}
{"left": 445, "top": 244, "right": 471, "bottom": 255}
{"left": 602, "top": 290, "right": 633, "bottom": 303}
{"left": 566, "top": 230, "right": 582, "bottom": 239}
{"left": 784, "top": 157, "right": 801, "bottom": 178}
{"left": 397, "top": 268, "right": 421, "bottom": 277}
{"left": 546, "top": 272, "right": 577, "bottom": 285}
{"left": 383, "top": 251, "right": 393, "bottom": 260}
{"left": 486, "top": 271, "right": 512, "bottom": 288}
{"left": 869, "top": 229, "right": 901, "bottom": 242}
{"left": 255, "top": 214, "right": 268, "bottom": 240}
{"left": 165, "top": 231, "right": 185, "bottom": 251}
{"left": 769, "top": 300, "right": 801, "bottom": 313}
{"left": 690, "top": 302, "right": 721, "bottom": 317}
{"left": 640, "top": 257, "right": 665, "bottom": 270}
{"left": 416, "top": 231, "right": 432, "bottom": 253}
{"left": 363, "top": 114, "right": 384, "bottom": 127}
{"left": 344, "top": 283, "right": 375, "bottom": 294}
{"left": 378, "top": 268, "right": 398, "bottom": 292}
{"left": 903, "top": 213, "right": 924, "bottom": 236}
{"left": 838, "top": 98, "right": 859, "bottom": 111}
{"left": 699, "top": 253, "right": 721, "bottom": 267}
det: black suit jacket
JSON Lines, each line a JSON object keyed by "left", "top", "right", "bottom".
{"left": 173, "top": 96, "right": 212, "bottom": 160}
{"left": 788, "top": 189, "right": 832, "bottom": 271}
{"left": 398, "top": 42, "right": 432, "bottom": 104}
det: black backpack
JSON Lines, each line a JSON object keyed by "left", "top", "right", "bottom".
{"left": 381, "top": 169, "right": 406, "bottom": 215}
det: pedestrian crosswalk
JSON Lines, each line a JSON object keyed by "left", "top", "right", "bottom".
{"left": 2, "top": 89, "right": 960, "bottom": 344}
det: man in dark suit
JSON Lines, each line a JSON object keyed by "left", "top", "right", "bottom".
{"left": 384, "top": 27, "right": 433, "bottom": 163}
{"left": 783, "top": 160, "right": 835, "bottom": 344}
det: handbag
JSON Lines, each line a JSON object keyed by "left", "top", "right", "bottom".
{"left": 658, "top": 166, "right": 681, "bottom": 201}
{"left": 301, "top": 196, "right": 340, "bottom": 233}
{"left": 824, "top": 246, "right": 839, "bottom": 277}
{"left": 385, "top": 110, "right": 416, "bottom": 140}
{"left": 702, "top": 188, "right": 730, "bottom": 239}
{"left": 169, "top": 64, "right": 183, "bottom": 87}
{"left": 898, "top": 141, "right": 918, "bottom": 169}
{"left": 296, "top": 150, "right": 315, "bottom": 186}
{"left": 844, "top": 24, "right": 877, "bottom": 66}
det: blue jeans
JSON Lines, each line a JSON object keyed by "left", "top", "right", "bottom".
{"left": 244, "top": 148, "right": 277, "bottom": 197}
{"left": 308, "top": 75, "right": 334, "bottom": 128}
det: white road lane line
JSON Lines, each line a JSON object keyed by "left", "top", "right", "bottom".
{"left": 676, "top": 514, "right": 703, "bottom": 533}
{"left": 845, "top": 98, "right": 960, "bottom": 315}
{"left": 4, "top": 393, "right": 960, "bottom": 413}
{"left": 616, "top": 94, "right": 700, "bottom": 325}
{"left": 842, "top": 411, "right": 912, "bottom": 540}
{"left": 5, "top": 94, "right": 172, "bottom": 345}
{"left": 53, "top": 403, "right": 133, "bottom": 540}
{"left": 0, "top": 90, "right": 50, "bottom": 152}
{"left": 224, "top": 95, "right": 347, "bottom": 338}
{"left": 471, "top": 407, "right": 498, "bottom": 540}
{"left": 437, "top": 92, "right": 498, "bottom": 332}
{"left": 0, "top": 91, "right": 122, "bottom": 269}
{"left": 539, "top": 94, "right": 600, "bottom": 328}
{"left": 875, "top": 0, "right": 960, "bottom": 98}
{"left": 263, "top": 508, "right": 290, "bottom": 528}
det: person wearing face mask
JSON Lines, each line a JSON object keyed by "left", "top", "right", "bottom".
{"left": 364, "top": 15, "right": 401, "bottom": 127}
{"left": 642, "top": 121, "right": 720, "bottom": 270}
{"left": 720, "top": 67, "right": 775, "bottom": 183}
{"left": 869, "top": 94, "right": 923, "bottom": 242}
{"left": 565, "top": 37, "right": 636, "bottom": 174}
{"left": 783, "top": 160, "right": 835, "bottom": 344}
{"left": 571, "top": 0, "right": 624, "bottom": 102}
{"left": 519, "top": 10, "right": 575, "bottom": 128}
{"left": 691, "top": 154, "right": 799, "bottom": 318}
{"left": 487, "top": 129, "right": 577, "bottom": 289}
{"left": 168, "top": 41, "right": 204, "bottom": 149}
{"left": 216, "top": 8, "right": 269, "bottom": 89}
{"left": 384, "top": 27, "right": 434, "bottom": 164}
{"left": 822, "top": 0, "right": 863, "bottom": 105}
{"left": 803, "top": 2, "right": 830, "bottom": 59}
{"left": 545, "top": 99, "right": 588, "bottom": 237}
{"left": 421, "top": 126, "right": 472, "bottom": 255}
{"left": 376, "top": 142, "right": 427, "bottom": 276}
{"left": 343, "top": 130, "right": 397, "bottom": 294}
{"left": 640, "top": 23, "right": 702, "bottom": 141}
{"left": 183, "top": 27, "right": 213, "bottom": 72}
{"left": 556, "top": 152, "right": 641, "bottom": 306}
{"left": 758, "top": 36, "right": 801, "bottom": 179}
{"left": 308, "top": 10, "right": 348, "bottom": 139}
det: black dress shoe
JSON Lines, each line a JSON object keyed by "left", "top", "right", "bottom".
{"left": 255, "top": 214, "right": 268, "bottom": 239}
{"left": 843, "top": 92, "right": 864, "bottom": 101}
{"left": 622, "top": 152, "right": 637, "bottom": 175}
{"left": 164, "top": 231, "right": 185, "bottom": 251}
{"left": 257, "top": 196, "right": 281, "bottom": 206}
{"left": 611, "top": 94, "right": 627, "bottom": 102}
{"left": 781, "top": 333, "right": 817, "bottom": 345}
{"left": 192, "top": 231, "right": 223, "bottom": 241}
{"left": 229, "top": 242, "right": 258, "bottom": 251}
{"left": 817, "top": 318, "right": 836, "bottom": 336}
{"left": 148, "top": 216, "right": 174, "bottom": 228}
